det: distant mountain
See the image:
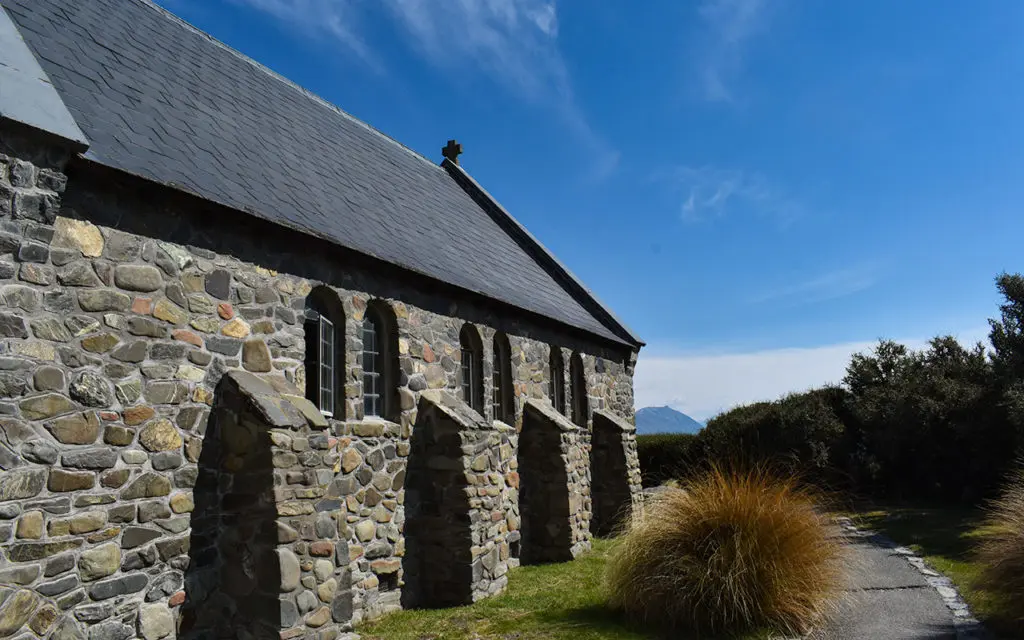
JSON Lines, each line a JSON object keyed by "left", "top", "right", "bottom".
{"left": 635, "top": 406, "right": 704, "bottom": 435}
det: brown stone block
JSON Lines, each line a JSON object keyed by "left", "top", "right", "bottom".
{"left": 23, "top": 394, "right": 78, "bottom": 422}
{"left": 48, "top": 469, "right": 95, "bottom": 492}
{"left": 48, "top": 511, "right": 106, "bottom": 536}
{"left": 171, "top": 329, "right": 203, "bottom": 347}
{"left": 131, "top": 297, "right": 153, "bottom": 315}
{"left": 6, "top": 539, "right": 83, "bottom": 562}
{"left": 139, "top": 419, "right": 183, "bottom": 452}
{"left": 120, "top": 473, "right": 171, "bottom": 499}
{"left": 370, "top": 559, "right": 400, "bottom": 575}
{"left": 123, "top": 406, "right": 155, "bottom": 426}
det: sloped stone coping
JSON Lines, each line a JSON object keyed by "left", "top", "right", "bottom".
{"left": 592, "top": 409, "right": 636, "bottom": 433}
{"left": 492, "top": 419, "right": 516, "bottom": 434}
{"left": 834, "top": 516, "right": 988, "bottom": 640}
{"left": 417, "top": 389, "right": 492, "bottom": 430}
{"left": 523, "top": 399, "right": 578, "bottom": 432}
{"left": 223, "top": 370, "right": 327, "bottom": 431}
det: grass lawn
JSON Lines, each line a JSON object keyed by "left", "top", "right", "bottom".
{"left": 358, "top": 538, "right": 655, "bottom": 640}
{"left": 854, "top": 506, "right": 1022, "bottom": 639}
{"left": 359, "top": 538, "right": 776, "bottom": 640}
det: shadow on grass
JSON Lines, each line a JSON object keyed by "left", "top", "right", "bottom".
{"left": 530, "top": 603, "right": 654, "bottom": 637}
{"left": 535, "top": 605, "right": 775, "bottom": 640}
{"left": 856, "top": 506, "right": 984, "bottom": 559}
{"left": 856, "top": 505, "right": 1023, "bottom": 640}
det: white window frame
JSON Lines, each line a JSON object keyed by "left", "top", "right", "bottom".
{"left": 318, "top": 315, "right": 335, "bottom": 418}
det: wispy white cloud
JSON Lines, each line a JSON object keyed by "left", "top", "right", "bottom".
{"left": 634, "top": 326, "right": 992, "bottom": 421}
{"left": 694, "top": 0, "right": 770, "bottom": 103}
{"left": 385, "top": 0, "right": 618, "bottom": 178}
{"left": 664, "top": 165, "right": 802, "bottom": 224}
{"left": 228, "top": 0, "right": 381, "bottom": 71}
{"left": 229, "top": 0, "right": 617, "bottom": 178}
{"left": 748, "top": 264, "right": 879, "bottom": 305}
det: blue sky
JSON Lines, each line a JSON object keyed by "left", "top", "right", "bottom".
{"left": 158, "top": 0, "right": 1024, "bottom": 419}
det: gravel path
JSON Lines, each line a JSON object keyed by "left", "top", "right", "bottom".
{"left": 808, "top": 518, "right": 987, "bottom": 640}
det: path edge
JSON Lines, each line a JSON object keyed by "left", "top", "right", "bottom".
{"left": 834, "top": 516, "right": 988, "bottom": 640}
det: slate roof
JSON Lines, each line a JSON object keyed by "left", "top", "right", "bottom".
{"left": 0, "top": 5, "right": 86, "bottom": 148}
{"left": 1, "top": 0, "right": 641, "bottom": 348}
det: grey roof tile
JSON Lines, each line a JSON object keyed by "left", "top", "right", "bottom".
{"left": 4, "top": 0, "right": 640, "bottom": 347}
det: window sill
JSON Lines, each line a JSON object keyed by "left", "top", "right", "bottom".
{"left": 340, "top": 416, "right": 404, "bottom": 438}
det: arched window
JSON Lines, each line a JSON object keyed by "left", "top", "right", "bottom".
{"left": 304, "top": 287, "right": 343, "bottom": 417}
{"left": 460, "top": 324, "right": 484, "bottom": 413}
{"left": 570, "top": 352, "right": 588, "bottom": 428}
{"left": 492, "top": 332, "right": 514, "bottom": 423}
{"left": 549, "top": 347, "right": 565, "bottom": 415}
{"left": 362, "top": 301, "right": 398, "bottom": 420}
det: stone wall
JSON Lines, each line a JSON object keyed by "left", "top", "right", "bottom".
{"left": 0, "top": 121, "right": 642, "bottom": 637}
{"left": 327, "top": 417, "right": 407, "bottom": 623}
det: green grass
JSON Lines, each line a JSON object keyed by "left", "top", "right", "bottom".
{"left": 854, "top": 505, "right": 1023, "bottom": 639}
{"left": 359, "top": 539, "right": 654, "bottom": 640}
{"left": 358, "top": 539, "right": 774, "bottom": 640}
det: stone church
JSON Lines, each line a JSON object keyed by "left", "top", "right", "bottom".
{"left": 0, "top": 0, "right": 643, "bottom": 637}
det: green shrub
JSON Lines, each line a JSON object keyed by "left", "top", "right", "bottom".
{"left": 701, "top": 387, "right": 847, "bottom": 483}
{"left": 605, "top": 466, "right": 845, "bottom": 635}
{"left": 636, "top": 433, "right": 700, "bottom": 487}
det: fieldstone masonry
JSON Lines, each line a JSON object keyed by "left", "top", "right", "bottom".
{"left": 0, "top": 116, "right": 642, "bottom": 638}
{"left": 402, "top": 390, "right": 517, "bottom": 608}
{"left": 180, "top": 371, "right": 352, "bottom": 639}
{"left": 591, "top": 410, "right": 643, "bottom": 537}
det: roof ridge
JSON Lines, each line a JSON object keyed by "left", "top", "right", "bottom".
{"left": 135, "top": 0, "right": 444, "bottom": 172}
{"left": 442, "top": 159, "right": 644, "bottom": 347}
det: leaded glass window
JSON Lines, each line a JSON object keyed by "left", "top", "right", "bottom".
{"left": 318, "top": 316, "right": 335, "bottom": 416}
{"left": 304, "top": 304, "right": 336, "bottom": 417}
{"left": 460, "top": 325, "right": 483, "bottom": 412}
{"left": 571, "top": 353, "right": 587, "bottom": 427}
{"left": 362, "top": 312, "right": 382, "bottom": 417}
{"left": 550, "top": 348, "right": 565, "bottom": 415}
{"left": 493, "top": 333, "right": 513, "bottom": 423}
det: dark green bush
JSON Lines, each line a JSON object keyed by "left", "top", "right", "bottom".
{"left": 701, "top": 387, "right": 847, "bottom": 485}
{"left": 636, "top": 433, "right": 700, "bottom": 487}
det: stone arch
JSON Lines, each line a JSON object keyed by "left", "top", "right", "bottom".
{"left": 459, "top": 323, "right": 484, "bottom": 414}
{"left": 569, "top": 352, "right": 588, "bottom": 428}
{"left": 181, "top": 371, "right": 352, "bottom": 638}
{"left": 302, "top": 285, "right": 345, "bottom": 418}
{"left": 361, "top": 299, "right": 400, "bottom": 422}
{"left": 517, "top": 401, "right": 574, "bottom": 565}
{"left": 590, "top": 412, "right": 633, "bottom": 536}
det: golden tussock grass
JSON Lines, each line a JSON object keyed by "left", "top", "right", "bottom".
{"left": 975, "top": 467, "right": 1024, "bottom": 621}
{"left": 604, "top": 466, "right": 846, "bottom": 636}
